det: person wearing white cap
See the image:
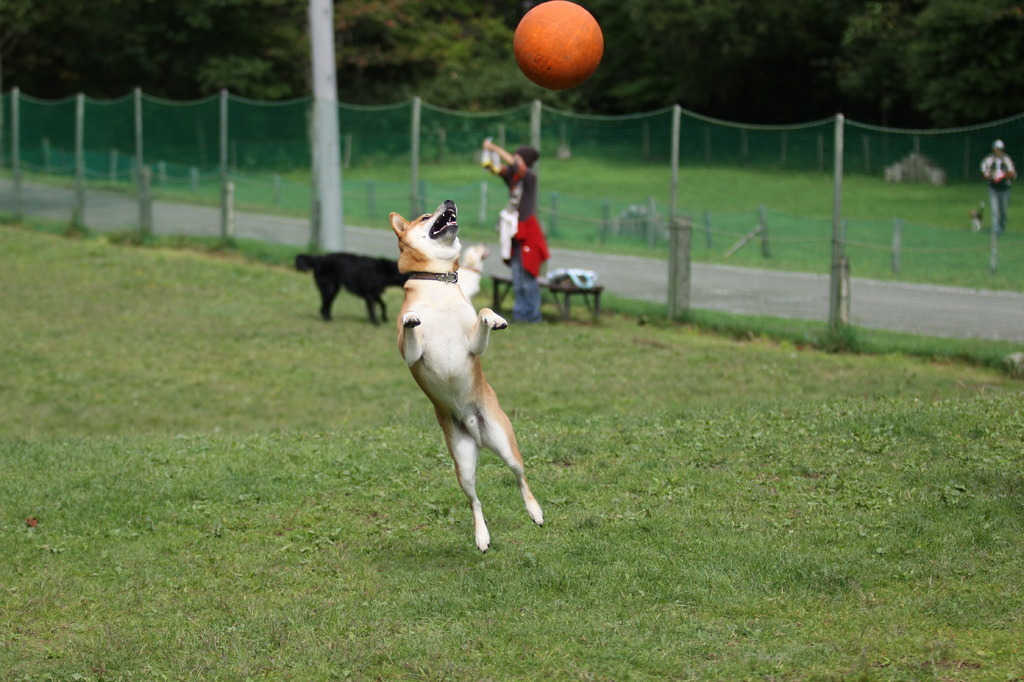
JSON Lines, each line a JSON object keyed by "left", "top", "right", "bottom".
{"left": 980, "top": 139, "right": 1016, "bottom": 234}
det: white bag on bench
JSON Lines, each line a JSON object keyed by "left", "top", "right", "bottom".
{"left": 547, "top": 268, "right": 599, "bottom": 289}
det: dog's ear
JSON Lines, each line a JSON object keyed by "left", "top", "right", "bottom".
{"left": 389, "top": 212, "right": 408, "bottom": 237}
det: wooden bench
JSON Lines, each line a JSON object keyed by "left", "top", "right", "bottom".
{"left": 490, "top": 273, "right": 604, "bottom": 322}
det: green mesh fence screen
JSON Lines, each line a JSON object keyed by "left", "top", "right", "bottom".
{"left": 341, "top": 101, "right": 414, "bottom": 167}
{"left": 543, "top": 107, "right": 676, "bottom": 164}
{"left": 845, "top": 117, "right": 1022, "bottom": 183}
{"left": 229, "top": 96, "right": 311, "bottom": 173}
{"left": 140, "top": 95, "right": 221, "bottom": 174}
{"left": 420, "top": 102, "right": 531, "bottom": 167}
{"left": 1, "top": 89, "right": 1021, "bottom": 335}
{"left": 680, "top": 113, "right": 836, "bottom": 173}
{"left": 84, "top": 94, "right": 136, "bottom": 182}
{"left": 17, "top": 93, "right": 78, "bottom": 174}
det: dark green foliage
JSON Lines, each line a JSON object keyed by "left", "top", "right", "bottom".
{"left": 4, "top": 0, "right": 1024, "bottom": 125}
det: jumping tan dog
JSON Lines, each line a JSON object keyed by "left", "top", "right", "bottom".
{"left": 390, "top": 200, "right": 543, "bottom": 552}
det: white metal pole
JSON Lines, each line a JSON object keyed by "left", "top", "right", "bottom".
{"left": 309, "top": 0, "right": 344, "bottom": 252}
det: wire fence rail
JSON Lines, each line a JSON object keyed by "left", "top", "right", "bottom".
{"left": 1, "top": 88, "right": 1022, "bottom": 337}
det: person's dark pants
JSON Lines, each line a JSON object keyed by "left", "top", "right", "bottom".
{"left": 989, "top": 186, "right": 1011, "bottom": 234}
{"left": 510, "top": 241, "right": 542, "bottom": 322}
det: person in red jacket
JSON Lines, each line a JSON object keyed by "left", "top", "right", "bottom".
{"left": 483, "top": 138, "right": 550, "bottom": 322}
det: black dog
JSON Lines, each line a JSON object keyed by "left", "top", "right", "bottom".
{"left": 295, "top": 253, "right": 408, "bottom": 325}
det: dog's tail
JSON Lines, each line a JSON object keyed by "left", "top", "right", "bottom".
{"left": 295, "top": 254, "right": 318, "bottom": 272}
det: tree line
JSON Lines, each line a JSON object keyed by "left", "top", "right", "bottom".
{"left": 2, "top": 0, "right": 1021, "bottom": 127}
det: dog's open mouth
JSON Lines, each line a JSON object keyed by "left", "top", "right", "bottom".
{"left": 429, "top": 201, "right": 459, "bottom": 240}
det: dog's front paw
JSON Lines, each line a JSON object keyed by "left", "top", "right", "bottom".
{"left": 402, "top": 312, "right": 421, "bottom": 328}
{"left": 478, "top": 308, "right": 508, "bottom": 330}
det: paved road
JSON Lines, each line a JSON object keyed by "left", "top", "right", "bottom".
{"left": 3, "top": 179, "right": 1022, "bottom": 342}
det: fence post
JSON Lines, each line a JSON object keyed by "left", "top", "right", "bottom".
{"left": 703, "top": 210, "right": 712, "bottom": 248}
{"left": 829, "top": 113, "right": 846, "bottom": 334}
{"left": 670, "top": 104, "right": 681, "bottom": 220}
{"left": 11, "top": 87, "right": 21, "bottom": 221}
{"left": 139, "top": 165, "right": 153, "bottom": 238}
{"left": 74, "top": 93, "right": 86, "bottom": 227}
{"left": 530, "top": 99, "right": 542, "bottom": 157}
{"left": 891, "top": 218, "right": 902, "bottom": 274}
{"left": 410, "top": 96, "right": 421, "bottom": 217}
{"left": 134, "top": 87, "right": 143, "bottom": 198}
{"left": 600, "top": 199, "right": 610, "bottom": 244}
{"left": 219, "top": 89, "right": 230, "bottom": 241}
{"left": 478, "top": 180, "right": 488, "bottom": 225}
{"left": 989, "top": 228, "right": 998, "bottom": 275}
{"left": 668, "top": 216, "right": 692, "bottom": 320}
{"left": 225, "top": 181, "right": 236, "bottom": 239}
{"left": 110, "top": 149, "right": 119, "bottom": 184}
{"left": 549, "top": 192, "right": 559, "bottom": 237}
{"left": 839, "top": 256, "right": 851, "bottom": 325}
{"left": 647, "top": 196, "right": 658, "bottom": 247}
{"left": 759, "top": 205, "right": 769, "bottom": 258}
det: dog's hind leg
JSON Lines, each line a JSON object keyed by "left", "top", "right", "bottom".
{"left": 364, "top": 296, "right": 380, "bottom": 326}
{"left": 316, "top": 276, "right": 339, "bottom": 321}
{"left": 439, "top": 411, "right": 490, "bottom": 551}
{"left": 479, "top": 402, "right": 544, "bottom": 528}
{"left": 368, "top": 295, "right": 387, "bottom": 324}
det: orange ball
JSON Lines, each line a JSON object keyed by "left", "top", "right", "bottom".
{"left": 513, "top": 1, "right": 604, "bottom": 91}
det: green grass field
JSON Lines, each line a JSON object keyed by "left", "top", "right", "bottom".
{"left": 2, "top": 225, "right": 1023, "bottom": 680}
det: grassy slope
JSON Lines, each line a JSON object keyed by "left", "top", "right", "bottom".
{"left": 1, "top": 226, "right": 1022, "bottom": 680}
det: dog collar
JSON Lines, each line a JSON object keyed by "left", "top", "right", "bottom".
{"left": 407, "top": 271, "right": 459, "bottom": 284}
